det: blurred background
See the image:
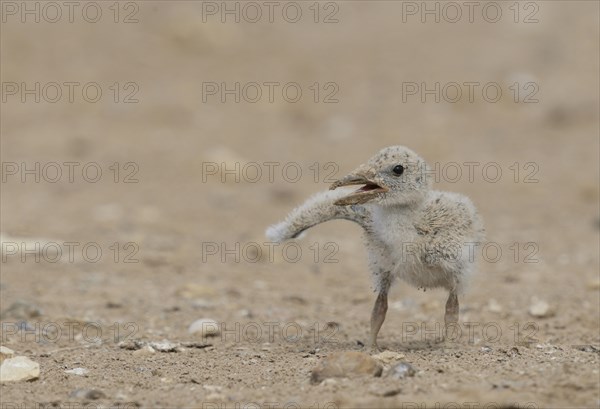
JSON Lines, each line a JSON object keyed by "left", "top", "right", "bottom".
{"left": 1, "top": 1, "right": 599, "bottom": 407}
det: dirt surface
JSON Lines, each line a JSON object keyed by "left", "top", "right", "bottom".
{"left": 1, "top": 1, "right": 599, "bottom": 408}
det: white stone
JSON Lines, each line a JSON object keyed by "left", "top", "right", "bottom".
{"left": 205, "top": 393, "right": 226, "bottom": 402}
{"left": 372, "top": 350, "right": 405, "bottom": 364}
{"left": 488, "top": 298, "right": 503, "bottom": 313}
{"left": 0, "top": 346, "right": 15, "bottom": 363}
{"left": 65, "top": 367, "right": 88, "bottom": 376}
{"left": 529, "top": 298, "right": 554, "bottom": 318}
{"left": 587, "top": 279, "right": 600, "bottom": 290}
{"left": 149, "top": 341, "right": 179, "bottom": 352}
{"left": 203, "top": 385, "right": 223, "bottom": 393}
{"left": 321, "top": 378, "right": 338, "bottom": 387}
{"left": 132, "top": 345, "right": 156, "bottom": 356}
{"left": 0, "top": 356, "right": 40, "bottom": 382}
{"left": 188, "top": 319, "right": 220, "bottom": 336}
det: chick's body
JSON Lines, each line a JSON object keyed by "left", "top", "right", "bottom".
{"left": 266, "top": 146, "right": 484, "bottom": 349}
{"left": 365, "top": 190, "right": 483, "bottom": 295}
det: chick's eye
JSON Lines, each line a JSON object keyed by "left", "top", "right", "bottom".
{"left": 392, "top": 165, "right": 404, "bottom": 176}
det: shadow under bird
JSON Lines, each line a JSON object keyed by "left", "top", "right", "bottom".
{"left": 266, "top": 146, "right": 485, "bottom": 350}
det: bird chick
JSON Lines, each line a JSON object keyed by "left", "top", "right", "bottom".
{"left": 266, "top": 146, "right": 485, "bottom": 350}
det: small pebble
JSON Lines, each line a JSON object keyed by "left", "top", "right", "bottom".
{"left": 204, "top": 146, "right": 248, "bottom": 185}
{"left": 203, "top": 385, "right": 223, "bottom": 393}
{"left": 149, "top": 341, "right": 179, "bottom": 352}
{"left": 203, "top": 385, "right": 226, "bottom": 401}
{"left": 487, "top": 298, "right": 503, "bottom": 313}
{"left": 504, "top": 347, "right": 521, "bottom": 357}
{"left": 587, "top": 279, "right": 600, "bottom": 291}
{"left": 0, "top": 300, "right": 41, "bottom": 320}
{"left": 369, "top": 384, "right": 402, "bottom": 397}
{"left": 176, "top": 284, "right": 217, "bottom": 299}
{"left": 574, "top": 345, "right": 600, "bottom": 353}
{"left": 70, "top": 388, "right": 106, "bottom": 400}
{"left": 238, "top": 309, "right": 252, "bottom": 318}
{"left": 387, "top": 362, "right": 416, "bottom": 379}
{"left": 65, "top": 367, "right": 88, "bottom": 376}
{"left": 192, "top": 299, "right": 216, "bottom": 309}
{"left": 320, "top": 378, "right": 338, "bottom": 387}
{"left": 310, "top": 351, "right": 382, "bottom": 384}
{"left": 0, "top": 346, "right": 15, "bottom": 363}
{"left": 118, "top": 340, "right": 145, "bottom": 350}
{"left": 132, "top": 345, "right": 156, "bottom": 356}
{"left": 189, "top": 319, "right": 220, "bottom": 337}
{"left": 528, "top": 298, "right": 555, "bottom": 318}
{"left": 372, "top": 351, "right": 405, "bottom": 364}
{"left": 205, "top": 393, "right": 227, "bottom": 402}
{"left": 92, "top": 203, "right": 123, "bottom": 223}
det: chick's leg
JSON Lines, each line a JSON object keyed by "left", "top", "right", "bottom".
{"left": 444, "top": 290, "right": 459, "bottom": 338}
{"left": 368, "top": 288, "right": 389, "bottom": 351}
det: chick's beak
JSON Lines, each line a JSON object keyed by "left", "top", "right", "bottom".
{"left": 330, "top": 170, "right": 388, "bottom": 206}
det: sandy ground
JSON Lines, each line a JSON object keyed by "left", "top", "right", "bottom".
{"left": 1, "top": 1, "right": 599, "bottom": 408}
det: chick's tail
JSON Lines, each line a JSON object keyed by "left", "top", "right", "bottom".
{"left": 265, "top": 189, "right": 369, "bottom": 243}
